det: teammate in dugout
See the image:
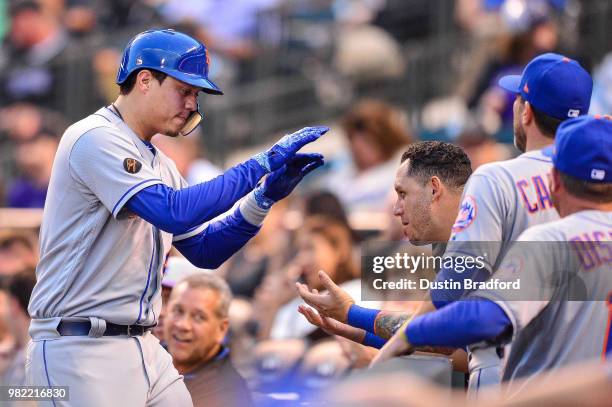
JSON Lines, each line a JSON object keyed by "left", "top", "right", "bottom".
{"left": 372, "top": 114, "right": 612, "bottom": 387}
{"left": 297, "top": 141, "right": 472, "bottom": 348}
{"left": 298, "top": 53, "right": 594, "bottom": 393}
{"left": 25, "top": 29, "right": 327, "bottom": 406}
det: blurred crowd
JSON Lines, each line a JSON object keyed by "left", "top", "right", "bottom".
{"left": 0, "top": 0, "right": 611, "bottom": 406}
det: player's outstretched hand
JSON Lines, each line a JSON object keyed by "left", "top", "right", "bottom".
{"left": 295, "top": 270, "right": 355, "bottom": 323}
{"left": 298, "top": 304, "right": 365, "bottom": 343}
{"left": 253, "top": 153, "right": 324, "bottom": 209}
{"left": 369, "top": 322, "right": 414, "bottom": 367}
{"left": 253, "top": 126, "right": 329, "bottom": 172}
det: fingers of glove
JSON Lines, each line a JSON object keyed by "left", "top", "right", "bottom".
{"left": 287, "top": 153, "right": 324, "bottom": 166}
{"left": 299, "top": 158, "right": 324, "bottom": 177}
{"left": 284, "top": 153, "right": 322, "bottom": 172}
{"left": 277, "top": 126, "right": 329, "bottom": 151}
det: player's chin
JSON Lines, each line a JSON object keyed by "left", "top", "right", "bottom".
{"left": 163, "top": 127, "right": 181, "bottom": 138}
{"left": 405, "top": 230, "right": 428, "bottom": 246}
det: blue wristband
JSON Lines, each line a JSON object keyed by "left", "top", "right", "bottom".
{"left": 362, "top": 332, "right": 386, "bottom": 349}
{"left": 347, "top": 304, "right": 381, "bottom": 334}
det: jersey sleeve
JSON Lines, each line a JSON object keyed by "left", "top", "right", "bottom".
{"left": 472, "top": 226, "right": 568, "bottom": 340}
{"left": 444, "top": 172, "right": 510, "bottom": 270}
{"left": 69, "top": 127, "right": 163, "bottom": 218}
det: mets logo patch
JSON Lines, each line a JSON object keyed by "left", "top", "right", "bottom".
{"left": 452, "top": 195, "right": 477, "bottom": 233}
{"left": 123, "top": 158, "right": 142, "bottom": 174}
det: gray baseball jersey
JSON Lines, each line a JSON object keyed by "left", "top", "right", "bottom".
{"left": 28, "top": 107, "right": 193, "bottom": 330}
{"left": 445, "top": 149, "right": 560, "bottom": 270}
{"left": 442, "top": 149, "right": 561, "bottom": 390}
{"left": 476, "top": 210, "right": 612, "bottom": 385}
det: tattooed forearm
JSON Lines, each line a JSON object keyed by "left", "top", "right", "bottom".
{"left": 374, "top": 311, "right": 412, "bottom": 339}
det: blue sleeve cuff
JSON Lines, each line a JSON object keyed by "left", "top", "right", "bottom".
{"left": 347, "top": 304, "right": 381, "bottom": 334}
{"left": 362, "top": 332, "right": 387, "bottom": 349}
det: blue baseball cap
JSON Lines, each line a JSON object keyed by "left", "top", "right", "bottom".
{"left": 543, "top": 115, "right": 612, "bottom": 182}
{"left": 498, "top": 53, "right": 592, "bottom": 120}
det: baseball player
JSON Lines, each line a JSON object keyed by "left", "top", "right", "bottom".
{"left": 297, "top": 141, "right": 473, "bottom": 345}
{"left": 424, "top": 53, "right": 593, "bottom": 392}
{"left": 371, "top": 115, "right": 612, "bottom": 390}
{"left": 306, "top": 53, "right": 592, "bottom": 392}
{"left": 25, "top": 29, "right": 326, "bottom": 406}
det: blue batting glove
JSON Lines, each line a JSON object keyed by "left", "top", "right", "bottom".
{"left": 254, "top": 153, "right": 324, "bottom": 209}
{"left": 252, "top": 126, "right": 329, "bottom": 172}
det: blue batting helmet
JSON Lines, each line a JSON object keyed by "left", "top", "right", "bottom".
{"left": 116, "top": 29, "right": 223, "bottom": 95}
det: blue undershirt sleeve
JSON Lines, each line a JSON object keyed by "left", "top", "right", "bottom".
{"left": 172, "top": 207, "right": 260, "bottom": 269}
{"left": 430, "top": 262, "right": 491, "bottom": 309}
{"left": 126, "top": 158, "right": 267, "bottom": 234}
{"left": 405, "top": 299, "right": 512, "bottom": 348}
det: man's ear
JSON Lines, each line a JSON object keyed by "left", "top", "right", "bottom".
{"left": 550, "top": 168, "right": 562, "bottom": 194}
{"left": 137, "top": 70, "right": 152, "bottom": 91}
{"left": 218, "top": 318, "right": 229, "bottom": 343}
{"left": 430, "top": 176, "right": 443, "bottom": 202}
{"left": 522, "top": 101, "right": 534, "bottom": 127}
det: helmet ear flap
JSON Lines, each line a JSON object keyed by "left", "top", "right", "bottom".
{"left": 179, "top": 111, "right": 203, "bottom": 137}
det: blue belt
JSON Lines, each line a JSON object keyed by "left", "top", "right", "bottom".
{"left": 57, "top": 320, "right": 155, "bottom": 337}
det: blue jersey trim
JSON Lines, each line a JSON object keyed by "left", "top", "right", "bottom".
{"left": 523, "top": 156, "right": 552, "bottom": 163}
{"left": 111, "top": 178, "right": 163, "bottom": 217}
{"left": 136, "top": 227, "right": 157, "bottom": 324}
{"left": 43, "top": 340, "right": 57, "bottom": 407}
{"left": 92, "top": 113, "right": 111, "bottom": 122}
{"left": 145, "top": 227, "right": 161, "bottom": 322}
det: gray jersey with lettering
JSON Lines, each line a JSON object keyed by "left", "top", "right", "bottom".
{"left": 445, "top": 149, "right": 560, "bottom": 270}
{"left": 442, "top": 149, "right": 561, "bottom": 389}
{"left": 28, "top": 107, "right": 191, "bottom": 327}
{"left": 477, "top": 210, "right": 612, "bottom": 385}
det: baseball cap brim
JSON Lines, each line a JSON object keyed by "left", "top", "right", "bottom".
{"left": 498, "top": 75, "right": 522, "bottom": 93}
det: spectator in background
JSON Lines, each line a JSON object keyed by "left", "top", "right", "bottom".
{"left": 326, "top": 99, "right": 412, "bottom": 213}
{"left": 164, "top": 273, "right": 253, "bottom": 407}
{"left": 220, "top": 199, "right": 293, "bottom": 300}
{"left": 68, "top": 0, "right": 161, "bottom": 34}
{"left": 0, "top": 229, "right": 38, "bottom": 275}
{"left": 589, "top": 52, "right": 612, "bottom": 116}
{"left": 257, "top": 215, "right": 362, "bottom": 340}
{"left": 0, "top": 270, "right": 36, "bottom": 386}
{"left": 469, "top": 0, "right": 561, "bottom": 141}
{"left": 0, "top": 103, "right": 67, "bottom": 143}
{"left": 159, "top": 0, "right": 280, "bottom": 84}
{"left": 6, "top": 133, "right": 58, "bottom": 208}
{"left": 303, "top": 190, "right": 352, "bottom": 231}
{"left": 0, "top": 288, "right": 15, "bottom": 382}
{"left": 153, "top": 256, "right": 207, "bottom": 345}
{"left": 455, "top": 122, "right": 513, "bottom": 170}
{"left": 0, "top": 1, "right": 69, "bottom": 108}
